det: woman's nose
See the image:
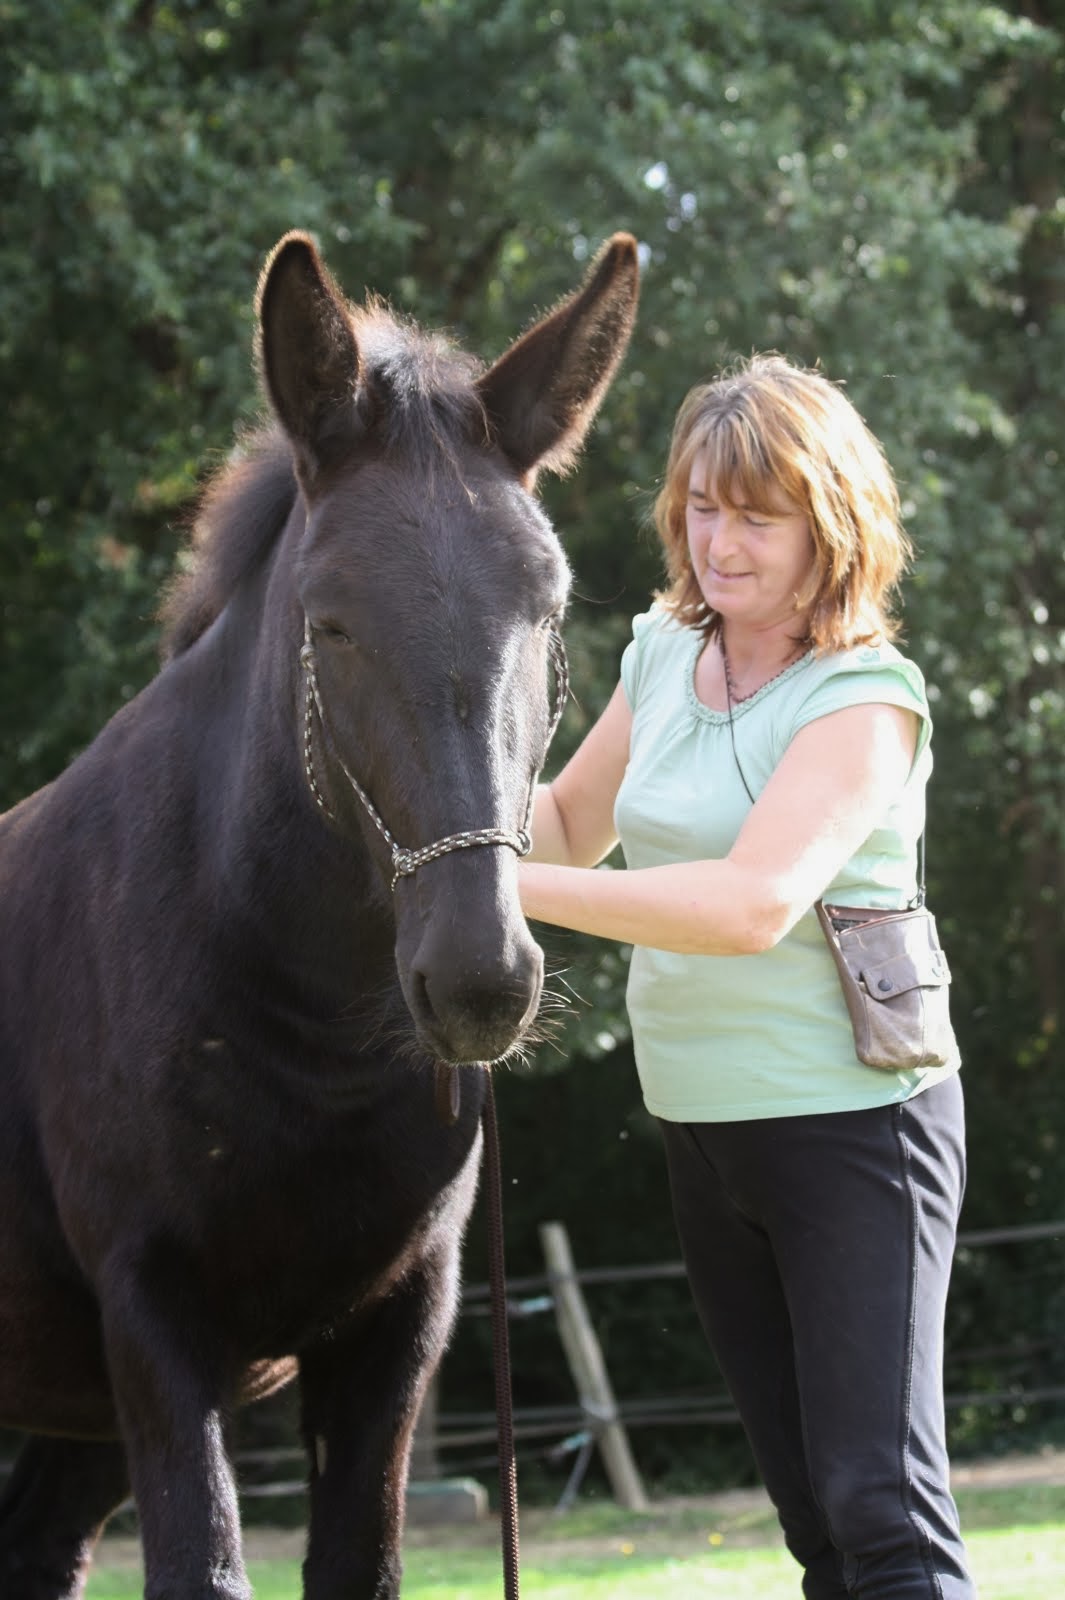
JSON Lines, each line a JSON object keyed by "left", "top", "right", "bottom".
{"left": 708, "top": 512, "right": 736, "bottom": 551}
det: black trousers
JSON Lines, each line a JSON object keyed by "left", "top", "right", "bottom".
{"left": 659, "top": 1073, "right": 974, "bottom": 1598}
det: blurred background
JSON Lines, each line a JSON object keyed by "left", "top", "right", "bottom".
{"left": 2, "top": 0, "right": 1063, "bottom": 1502}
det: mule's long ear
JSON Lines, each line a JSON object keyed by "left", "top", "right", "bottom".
{"left": 478, "top": 232, "right": 639, "bottom": 479}
{"left": 256, "top": 232, "right": 363, "bottom": 483}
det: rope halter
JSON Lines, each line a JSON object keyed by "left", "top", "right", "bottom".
{"left": 299, "top": 616, "right": 568, "bottom": 889}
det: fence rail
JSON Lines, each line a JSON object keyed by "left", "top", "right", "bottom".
{"left": 459, "top": 1217, "right": 1065, "bottom": 1307}
{"left": 2, "top": 1216, "right": 1062, "bottom": 1508}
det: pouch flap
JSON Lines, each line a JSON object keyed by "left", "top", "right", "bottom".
{"left": 860, "top": 944, "right": 951, "bottom": 1000}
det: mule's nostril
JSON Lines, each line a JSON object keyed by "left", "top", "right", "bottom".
{"left": 406, "top": 942, "right": 544, "bottom": 1065}
{"left": 410, "top": 965, "right": 433, "bottom": 1028}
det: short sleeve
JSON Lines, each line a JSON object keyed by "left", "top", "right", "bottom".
{"left": 790, "top": 649, "right": 933, "bottom": 763}
{"left": 620, "top": 608, "right": 659, "bottom": 710}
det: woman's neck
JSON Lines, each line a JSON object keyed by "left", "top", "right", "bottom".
{"left": 718, "top": 622, "right": 807, "bottom": 699}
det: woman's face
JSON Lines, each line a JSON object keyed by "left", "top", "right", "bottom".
{"left": 685, "top": 451, "right": 816, "bottom": 633}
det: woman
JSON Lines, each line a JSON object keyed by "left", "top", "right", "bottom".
{"left": 519, "top": 354, "right": 972, "bottom": 1598}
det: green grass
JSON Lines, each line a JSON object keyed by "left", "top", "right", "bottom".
{"left": 85, "top": 1485, "right": 1065, "bottom": 1598}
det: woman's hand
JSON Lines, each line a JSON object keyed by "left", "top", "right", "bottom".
{"left": 528, "top": 681, "right": 633, "bottom": 867}
{"left": 519, "top": 701, "right": 919, "bottom": 955}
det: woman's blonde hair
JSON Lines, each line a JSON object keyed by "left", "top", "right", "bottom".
{"left": 653, "top": 354, "right": 911, "bottom": 651}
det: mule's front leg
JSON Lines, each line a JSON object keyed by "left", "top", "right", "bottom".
{"left": 99, "top": 1250, "right": 249, "bottom": 1600}
{"left": 299, "top": 1251, "right": 459, "bottom": 1600}
{"left": 0, "top": 1436, "right": 129, "bottom": 1600}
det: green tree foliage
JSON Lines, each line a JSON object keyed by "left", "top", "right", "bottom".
{"left": 2, "top": 0, "right": 1063, "bottom": 1476}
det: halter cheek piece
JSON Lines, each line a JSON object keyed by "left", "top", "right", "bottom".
{"left": 299, "top": 617, "right": 569, "bottom": 888}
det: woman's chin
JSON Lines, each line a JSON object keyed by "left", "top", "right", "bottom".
{"left": 700, "top": 583, "right": 750, "bottom": 615}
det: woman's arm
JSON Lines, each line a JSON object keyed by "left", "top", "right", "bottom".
{"left": 528, "top": 681, "right": 633, "bottom": 866}
{"left": 519, "top": 701, "right": 919, "bottom": 954}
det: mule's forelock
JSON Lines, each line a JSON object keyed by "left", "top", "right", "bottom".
{"left": 349, "top": 307, "right": 489, "bottom": 464}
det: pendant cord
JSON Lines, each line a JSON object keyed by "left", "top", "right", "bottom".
{"left": 722, "top": 646, "right": 757, "bottom": 806}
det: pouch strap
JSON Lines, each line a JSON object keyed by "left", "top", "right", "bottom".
{"left": 911, "top": 830, "right": 927, "bottom": 910}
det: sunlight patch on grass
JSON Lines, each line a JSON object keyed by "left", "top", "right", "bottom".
{"left": 92, "top": 1538, "right": 1040, "bottom": 1600}
{"left": 961, "top": 1526, "right": 1065, "bottom": 1600}
{"left": 84, "top": 1485, "right": 1065, "bottom": 1600}
{"left": 403, "top": 1547, "right": 801, "bottom": 1597}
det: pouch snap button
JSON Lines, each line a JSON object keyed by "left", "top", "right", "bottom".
{"left": 877, "top": 978, "right": 893, "bottom": 992}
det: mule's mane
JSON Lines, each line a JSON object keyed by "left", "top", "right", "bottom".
{"left": 159, "top": 307, "right": 489, "bottom": 660}
{"left": 158, "top": 426, "right": 297, "bottom": 660}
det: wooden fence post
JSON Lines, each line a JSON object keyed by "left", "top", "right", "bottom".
{"left": 539, "top": 1220, "right": 649, "bottom": 1511}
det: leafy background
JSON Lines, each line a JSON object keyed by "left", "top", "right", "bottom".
{"left": 2, "top": 0, "right": 1063, "bottom": 1493}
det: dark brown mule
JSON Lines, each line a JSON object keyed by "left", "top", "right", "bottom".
{"left": 0, "top": 231, "right": 638, "bottom": 1599}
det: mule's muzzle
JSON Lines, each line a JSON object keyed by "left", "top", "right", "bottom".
{"left": 405, "top": 930, "right": 545, "bottom": 1065}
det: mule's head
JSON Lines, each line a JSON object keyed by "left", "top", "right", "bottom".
{"left": 256, "top": 231, "right": 638, "bottom": 1064}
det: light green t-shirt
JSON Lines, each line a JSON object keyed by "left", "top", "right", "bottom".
{"left": 615, "top": 607, "right": 960, "bottom": 1123}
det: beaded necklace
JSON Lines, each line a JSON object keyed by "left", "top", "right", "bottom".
{"left": 720, "top": 642, "right": 803, "bottom": 706}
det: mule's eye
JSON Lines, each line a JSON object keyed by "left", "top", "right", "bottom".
{"left": 314, "top": 621, "right": 352, "bottom": 646}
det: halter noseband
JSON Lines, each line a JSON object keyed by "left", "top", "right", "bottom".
{"left": 299, "top": 617, "right": 569, "bottom": 889}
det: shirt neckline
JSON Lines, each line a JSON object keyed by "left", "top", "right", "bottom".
{"left": 684, "top": 631, "right": 814, "bottom": 725}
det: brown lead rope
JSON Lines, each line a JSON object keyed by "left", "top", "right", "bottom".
{"left": 481, "top": 1069, "right": 520, "bottom": 1598}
